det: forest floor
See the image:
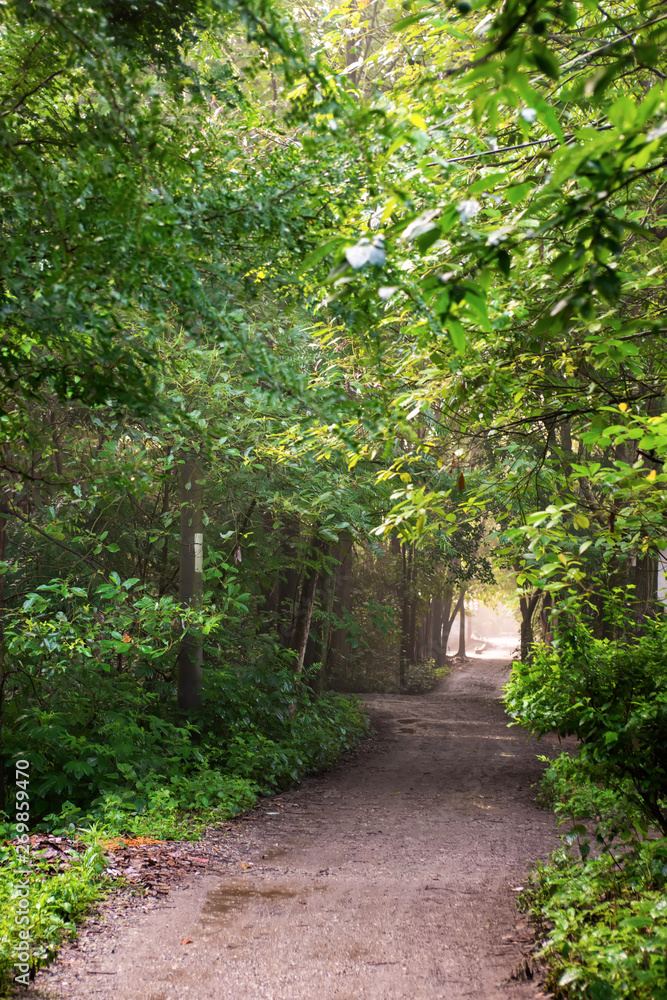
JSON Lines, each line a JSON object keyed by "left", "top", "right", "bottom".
{"left": 26, "top": 656, "right": 563, "bottom": 1000}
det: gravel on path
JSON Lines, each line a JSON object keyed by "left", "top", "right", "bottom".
{"left": 28, "top": 657, "right": 561, "bottom": 1000}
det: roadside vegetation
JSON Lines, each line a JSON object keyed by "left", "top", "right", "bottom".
{"left": 1, "top": 0, "right": 667, "bottom": 995}
{"left": 506, "top": 602, "right": 667, "bottom": 998}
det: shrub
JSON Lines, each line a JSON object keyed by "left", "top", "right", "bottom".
{"left": 537, "top": 753, "right": 648, "bottom": 849}
{"left": 520, "top": 840, "right": 667, "bottom": 1000}
{"left": 0, "top": 838, "right": 109, "bottom": 992}
{"left": 0, "top": 579, "right": 370, "bottom": 989}
{"left": 403, "top": 658, "right": 439, "bottom": 694}
{"left": 504, "top": 608, "right": 667, "bottom": 834}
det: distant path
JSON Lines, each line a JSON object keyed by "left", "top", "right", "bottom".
{"left": 31, "top": 658, "right": 560, "bottom": 1000}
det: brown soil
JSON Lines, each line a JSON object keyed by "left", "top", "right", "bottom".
{"left": 29, "top": 657, "right": 562, "bottom": 1000}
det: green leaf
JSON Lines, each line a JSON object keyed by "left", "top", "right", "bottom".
{"left": 497, "top": 249, "right": 511, "bottom": 276}
{"left": 468, "top": 172, "right": 508, "bottom": 195}
{"left": 416, "top": 225, "right": 441, "bottom": 252}
{"left": 447, "top": 319, "right": 466, "bottom": 353}
{"left": 506, "top": 182, "right": 532, "bottom": 206}
{"left": 608, "top": 96, "right": 637, "bottom": 130}
{"left": 531, "top": 42, "right": 560, "bottom": 80}
{"left": 297, "top": 238, "right": 345, "bottom": 277}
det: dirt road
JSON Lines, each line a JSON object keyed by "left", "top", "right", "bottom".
{"left": 31, "top": 657, "right": 561, "bottom": 1000}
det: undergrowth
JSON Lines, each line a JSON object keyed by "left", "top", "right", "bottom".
{"left": 505, "top": 600, "right": 667, "bottom": 1000}
{"left": 0, "top": 840, "right": 108, "bottom": 990}
{"left": 519, "top": 744, "right": 667, "bottom": 999}
{"left": 0, "top": 657, "right": 369, "bottom": 993}
{"left": 519, "top": 834, "right": 667, "bottom": 1000}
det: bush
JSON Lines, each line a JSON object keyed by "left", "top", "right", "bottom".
{"left": 403, "top": 658, "right": 439, "bottom": 694}
{"left": 507, "top": 596, "right": 667, "bottom": 999}
{"left": 0, "top": 580, "right": 370, "bottom": 990}
{"left": 537, "top": 753, "right": 648, "bottom": 849}
{"left": 504, "top": 607, "right": 667, "bottom": 834}
{"left": 520, "top": 840, "right": 667, "bottom": 1000}
{"left": 1, "top": 581, "right": 369, "bottom": 829}
{"left": 0, "top": 838, "right": 108, "bottom": 992}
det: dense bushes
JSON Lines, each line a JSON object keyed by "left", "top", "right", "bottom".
{"left": 403, "top": 658, "right": 442, "bottom": 694}
{"left": 505, "top": 607, "right": 667, "bottom": 834}
{"left": 520, "top": 840, "right": 667, "bottom": 1000}
{"left": 505, "top": 599, "right": 667, "bottom": 999}
{"left": 0, "top": 580, "right": 369, "bottom": 990}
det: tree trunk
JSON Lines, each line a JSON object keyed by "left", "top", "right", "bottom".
{"left": 442, "top": 588, "right": 463, "bottom": 657}
{"left": 457, "top": 593, "right": 466, "bottom": 658}
{"left": 418, "top": 605, "right": 431, "bottom": 662}
{"left": 408, "top": 551, "right": 418, "bottom": 664}
{"left": 399, "top": 543, "right": 414, "bottom": 690}
{"left": 429, "top": 598, "right": 443, "bottom": 664}
{"left": 177, "top": 452, "right": 203, "bottom": 712}
{"left": 328, "top": 534, "right": 353, "bottom": 682}
{"left": 291, "top": 562, "right": 319, "bottom": 675}
{"left": 519, "top": 590, "right": 541, "bottom": 661}
{"left": 633, "top": 553, "right": 658, "bottom": 627}
{"left": 309, "top": 556, "right": 337, "bottom": 691}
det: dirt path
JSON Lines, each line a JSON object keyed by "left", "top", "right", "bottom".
{"left": 31, "top": 657, "right": 562, "bottom": 1000}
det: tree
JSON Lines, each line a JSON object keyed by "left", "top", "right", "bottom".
{"left": 295, "top": 0, "right": 667, "bottom": 642}
{"left": 177, "top": 452, "right": 204, "bottom": 711}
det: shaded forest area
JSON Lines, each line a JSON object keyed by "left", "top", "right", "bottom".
{"left": 1, "top": 0, "right": 667, "bottom": 996}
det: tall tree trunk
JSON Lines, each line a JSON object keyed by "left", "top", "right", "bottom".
{"left": 291, "top": 537, "right": 332, "bottom": 701}
{"left": 408, "top": 547, "right": 418, "bottom": 663}
{"left": 633, "top": 553, "right": 658, "bottom": 627}
{"left": 291, "top": 562, "right": 319, "bottom": 675}
{"left": 429, "top": 598, "right": 443, "bottom": 664}
{"left": 442, "top": 588, "right": 463, "bottom": 658}
{"left": 457, "top": 593, "right": 466, "bottom": 658}
{"left": 399, "top": 543, "right": 414, "bottom": 690}
{"left": 309, "top": 556, "right": 337, "bottom": 691}
{"left": 329, "top": 534, "right": 353, "bottom": 682}
{"left": 177, "top": 452, "right": 203, "bottom": 712}
{"left": 418, "top": 605, "right": 431, "bottom": 663}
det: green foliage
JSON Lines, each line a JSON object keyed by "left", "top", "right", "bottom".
{"left": 504, "top": 601, "right": 667, "bottom": 833}
{"left": 3, "top": 576, "right": 368, "bottom": 824}
{"left": 97, "top": 775, "right": 260, "bottom": 841}
{"left": 0, "top": 838, "right": 109, "bottom": 992}
{"left": 537, "top": 753, "right": 646, "bottom": 849}
{"left": 520, "top": 840, "right": 667, "bottom": 1000}
{"left": 403, "top": 658, "right": 439, "bottom": 694}
{"left": 516, "top": 606, "right": 667, "bottom": 1000}
{"left": 0, "top": 0, "right": 337, "bottom": 442}
{"left": 3, "top": 0, "right": 667, "bottom": 992}
{"left": 0, "top": 659, "right": 367, "bottom": 989}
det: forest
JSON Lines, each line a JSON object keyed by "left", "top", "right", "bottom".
{"left": 1, "top": 0, "right": 667, "bottom": 996}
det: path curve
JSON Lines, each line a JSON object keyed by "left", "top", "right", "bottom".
{"left": 32, "top": 657, "right": 561, "bottom": 1000}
